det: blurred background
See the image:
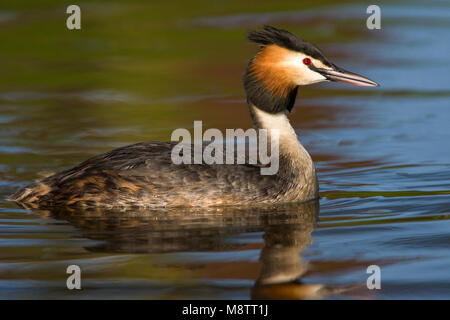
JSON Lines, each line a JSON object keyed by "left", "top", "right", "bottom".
{"left": 0, "top": 0, "right": 449, "bottom": 299}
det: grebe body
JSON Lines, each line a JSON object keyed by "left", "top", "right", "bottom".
{"left": 9, "top": 26, "right": 377, "bottom": 208}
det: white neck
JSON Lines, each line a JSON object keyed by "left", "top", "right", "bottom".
{"left": 249, "top": 104, "right": 318, "bottom": 199}
{"left": 249, "top": 104, "right": 307, "bottom": 159}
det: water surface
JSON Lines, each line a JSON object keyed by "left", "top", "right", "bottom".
{"left": 0, "top": 0, "right": 449, "bottom": 299}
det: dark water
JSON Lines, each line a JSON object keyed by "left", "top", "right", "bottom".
{"left": 1, "top": 1, "right": 449, "bottom": 299}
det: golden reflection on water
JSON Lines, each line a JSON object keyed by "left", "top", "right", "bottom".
{"left": 20, "top": 200, "right": 375, "bottom": 299}
{"left": 2, "top": 0, "right": 450, "bottom": 299}
{"left": 28, "top": 200, "right": 345, "bottom": 299}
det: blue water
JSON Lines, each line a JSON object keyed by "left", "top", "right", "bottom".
{"left": 0, "top": 2, "right": 449, "bottom": 299}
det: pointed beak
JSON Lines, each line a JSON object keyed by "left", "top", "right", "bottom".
{"left": 314, "top": 65, "right": 379, "bottom": 87}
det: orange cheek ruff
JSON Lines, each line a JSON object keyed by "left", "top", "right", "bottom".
{"left": 249, "top": 45, "right": 298, "bottom": 98}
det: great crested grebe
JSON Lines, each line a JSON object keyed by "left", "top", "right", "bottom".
{"left": 9, "top": 26, "right": 378, "bottom": 209}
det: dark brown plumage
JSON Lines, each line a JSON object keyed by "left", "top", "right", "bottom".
{"left": 9, "top": 141, "right": 315, "bottom": 208}
{"left": 247, "top": 25, "right": 332, "bottom": 66}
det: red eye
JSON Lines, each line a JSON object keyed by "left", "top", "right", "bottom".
{"left": 302, "top": 58, "right": 311, "bottom": 65}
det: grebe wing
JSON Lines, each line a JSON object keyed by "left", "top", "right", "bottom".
{"left": 10, "top": 141, "right": 270, "bottom": 207}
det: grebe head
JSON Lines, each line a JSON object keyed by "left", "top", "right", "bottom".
{"left": 243, "top": 26, "right": 378, "bottom": 113}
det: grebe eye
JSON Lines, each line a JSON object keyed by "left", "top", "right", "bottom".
{"left": 302, "top": 58, "right": 311, "bottom": 65}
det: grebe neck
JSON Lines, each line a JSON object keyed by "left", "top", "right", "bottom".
{"left": 249, "top": 104, "right": 318, "bottom": 199}
{"left": 248, "top": 104, "right": 307, "bottom": 161}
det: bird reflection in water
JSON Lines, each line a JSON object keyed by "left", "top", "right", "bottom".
{"left": 28, "top": 201, "right": 360, "bottom": 299}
